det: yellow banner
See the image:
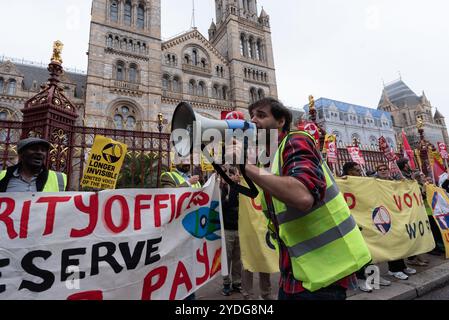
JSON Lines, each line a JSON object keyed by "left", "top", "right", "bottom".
{"left": 238, "top": 184, "right": 279, "bottom": 273}
{"left": 336, "top": 177, "right": 435, "bottom": 263}
{"left": 426, "top": 184, "right": 449, "bottom": 259}
{"left": 81, "top": 135, "right": 127, "bottom": 190}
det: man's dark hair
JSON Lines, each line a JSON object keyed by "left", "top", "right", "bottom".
{"left": 248, "top": 97, "right": 292, "bottom": 132}
{"left": 376, "top": 163, "right": 389, "bottom": 171}
{"left": 396, "top": 158, "right": 409, "bottom": 171}
{"left": 342, "top": 162, "right": 359, "bottom": 176}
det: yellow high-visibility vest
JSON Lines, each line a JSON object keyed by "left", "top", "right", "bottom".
{"left": 0, "top": 170, "right": 67, "bottom": 192}
{"left": 260, "top": 130, "right": 371, "bottom": 292}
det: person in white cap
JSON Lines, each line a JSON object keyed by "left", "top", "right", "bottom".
{"left": 0, "top": 137, "right": 67, "bottom": 192}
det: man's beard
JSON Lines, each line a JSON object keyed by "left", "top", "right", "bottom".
{"left": 177, "top": 165, "right": 190, "bottom": 173}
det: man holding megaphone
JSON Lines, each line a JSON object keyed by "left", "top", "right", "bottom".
{"left": 223, "top": 97, "right": 371, "bottom": 301}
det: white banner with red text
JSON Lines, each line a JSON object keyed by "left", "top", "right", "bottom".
{"left": 0, "top": 176, "right": 224, "bottom": 300}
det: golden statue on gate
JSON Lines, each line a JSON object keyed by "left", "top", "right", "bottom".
{"left": 308, "top": 95, "right": 315, "bottom": 111}
{"left": 51, "top": 40, "right": 64, "bottom": 64}
{"left": 416, "top": 115, "right": 424, "bottom": 130}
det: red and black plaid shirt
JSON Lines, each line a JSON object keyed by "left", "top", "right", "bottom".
{"left": 264, "top": 131, "right": 350, "bottom": 294}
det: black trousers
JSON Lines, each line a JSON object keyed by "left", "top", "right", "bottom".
{"left": 388, "top": 259, "right": 407, "bottom": 272}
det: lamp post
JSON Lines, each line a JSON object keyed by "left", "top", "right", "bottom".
{"left": 416, "top": 115, "right": 430, "bottom": 176}
{"left": 157, "top": 113, "right": 164, "bottom": 133}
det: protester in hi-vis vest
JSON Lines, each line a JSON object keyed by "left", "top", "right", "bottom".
{"left": 226, "top": 97, "right": 371, "bottom": 300}
{"left": 0, "top": 137, "right": 67, "bottom": 193}
{"left": 160, "top": 157, "right": 201, "bottom": 189}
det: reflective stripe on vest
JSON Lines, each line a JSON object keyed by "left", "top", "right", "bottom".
{"left": 164, "top": 171, "right": 201, "bottom": 189}
{"left": 0, "top": 170, "right": 66, "bottom": 192}
{"left": 261, "top": 130, "right": 371, "bottom": 292}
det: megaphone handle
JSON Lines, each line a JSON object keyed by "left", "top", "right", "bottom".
{"left": 212, "top": 163, "right": 259, "bottom": 199}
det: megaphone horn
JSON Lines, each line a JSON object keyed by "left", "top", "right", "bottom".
{"left": 171, "top": 102, "right": 256, "bottom": 157}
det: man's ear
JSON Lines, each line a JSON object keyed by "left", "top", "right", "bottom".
{"left": 278, "top": 118, "right": 286, "bottom": 130}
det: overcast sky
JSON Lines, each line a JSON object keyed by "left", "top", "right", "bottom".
{"left": 1, "top": 0, "right": 448, "bottom": 121}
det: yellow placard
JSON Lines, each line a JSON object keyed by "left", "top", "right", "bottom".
{"left": 337, "top": 177, "right": 435, "bottom": 263}
{"left": 238, "top": 181, "right": 279, "bottom": 273}
{"left": 80, "top": 135, "right": 127, "bottom": 190}
{"left": 426, "top": 184, "right": 449, "bottom": 259}
{"left": 201, "top": 154, "right": 215, "bottom": 172}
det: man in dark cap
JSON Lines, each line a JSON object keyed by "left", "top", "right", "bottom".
{"left": 0, "top": 137, "right": 67, "bottom": 192}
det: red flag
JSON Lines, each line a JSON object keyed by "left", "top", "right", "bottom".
{"left": 402, "top": 130, "right": 416, "bottom": 170}
{"left": 433, "top": 156, "right": 446, "bottom": 184}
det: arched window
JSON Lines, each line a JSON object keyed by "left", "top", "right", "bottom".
{"left": 240, "top": 34, "right": 245, "bottom": 56}
{"left": 198, "top": 82, "right": 206, "bottom": 96}
{"left": 222, "top": 86, "right": 228, "bottom": 100}
{"left": 201, "top": 59, "right": 207, "bottom": 68}
{"left": 142, "top": 43, "right": 147, "bottom": 53}
{"left": 258, "top": 88, "right": 265, "bottom": 100}
{"left": 248, "top": 38, "right": 254, "bottom": 59}
{"left": 0, "top": 111, "right": 7, "bottom": 120}
{"left": 114, "top": 106, "right": 138, "bottom": 130}
{"left": 0, "top": 78, "right": 3, "bottom": 93}
{"left": 137, "top": 4, "right": 145, "bottom": 29}
{"left": 106, "top": 35, "right": 113, "bottom": 47}
{"left": 332, "top": 131, "right": 341, "bottom": 142}
{"left": 114, "top": 114, "right": 124, "bottom": 129}
{"left": 110, "top": 0, "right": 118, "bottom": 22}
{"left": 124, "top": 1, "right": 132, "bottom": 26}
{"left": 250, "top": 88, "right": 257, "bottom": 103}
{"left": 189, "top": 80, "right": 196, "bottom": 95}
{"left": 369, "top": 136, "right": 378, "bottom": 148}
{"left": 351, "top": 133, "right": 361, "bottom": 144}
{"left": 116, "top": 62, "right": 125, "bottom": 81}
{"left": 192, "top": 49, "right": 198, "bottom": 66}
{"left": 114, "top": 36, "right": 120, "bottom": 48}
{"left": 7, "top": 80, "right": 16, "bottom": 95}
{"left": 256, "top": 40, "right": 262, "bottom": 60}
{"left": 162, "top": 74, "right": 170, "bottom": 91}
{"left": 213, "top": 85, "right": 219, "bottom": 98}
{"left": 126, "top": 116, "right": 136, "bottom": 129}
{"left": 173, "top": 77, "right": 180, "bottom": 93}
{"left": 220, "top": 67, "right": 224, "bottom": 77}
{"left": 184, "top": 54, "right": 190, "bottom": 64}
{"left": 129, "top": 64, "right": 138, "bottom": 83}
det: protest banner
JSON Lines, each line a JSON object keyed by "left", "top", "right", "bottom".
{"left": 426, "top": 184, "right": 449, "bottom": 259}
{"left": 347, "top": 146, "right": 365, "bottom": 166}
{"left": 81, "top": 135, "right": 127, "bottom": 190}
{"left": 238, "top": 182, "right": 279, "bottom": 273}
{"left": 336, "top": 177, "right": 435, "bottom": 263}
{"left": 0, "top": 176, "right": 224, "bottom": 300}
{"left": 378, "top": 136, "right": 402, "bottom": 178}
{"left": 323, "top": 134, "right": 338, "bottom": 165}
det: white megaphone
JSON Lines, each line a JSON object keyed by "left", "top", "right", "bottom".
{"left": 171, "top": 102, "right": 256, "bottom": 157}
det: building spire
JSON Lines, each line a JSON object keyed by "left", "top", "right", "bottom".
{"left": 191, "top": 0, "right": 196, "bottom": 29}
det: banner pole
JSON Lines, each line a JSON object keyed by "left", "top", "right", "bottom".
{"left": 429, "top": 154, "right": 436, "bottom": 185}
